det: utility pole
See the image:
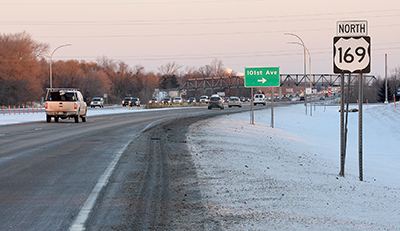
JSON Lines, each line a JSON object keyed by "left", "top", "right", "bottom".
{"left": 385, "top": 54, "right": 388, "bottom": 104}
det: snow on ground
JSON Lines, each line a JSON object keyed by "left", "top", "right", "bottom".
{"left": 2, "top": 103, "right": 399, "bottom": 230}
{"left": 187, "top": 103, "right": 400, "bottom": 230}
{"left": 0, "top": 106, "right": 185, "bottom": 126}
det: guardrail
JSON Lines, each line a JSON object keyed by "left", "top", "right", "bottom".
{"left": 145, "top": 102, "right": 208, "bottom": 109}
{"left": 2, "top": 105, "right": 45, "bottom": 116}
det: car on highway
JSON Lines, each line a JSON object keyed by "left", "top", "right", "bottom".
{"left": 188, "top": 97, "right": 197, "bottom": 104}
{"left": 240, "top": 97, "right": 250, "bottom": 102}
{"left": 228, "top": 96, "right": 242, "bottom": 108}
{"left": 253, "top": 94, "right": 266, "bottom": 106}
{"left": 90, "top": 97, "right": 104, "bottom": 108}
{"left": 122, "top": 97, "right": 134, "bottom": 107}
{"left": 161, "top": 97, "right": 172, "bottom": 105}
{"left": 208, "top": 94, "right": 224, "bottom": 110}
{"left": 199, "top": 95, "right": 209, "bottom": 104}
{"left": 148, "top": 98, "right": 158, "bottom": 105}
{"left": 173, "top": 97, "right": 183, "bottom": 105}
{"left": 396, "top": 87, "right": 400, "bottom": 101}
{"left": 129, "top": 98, "right": 140, "bottom": 107}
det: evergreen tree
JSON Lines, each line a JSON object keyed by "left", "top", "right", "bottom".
{"left": 159, "top": 75, "right": 180, "bottom": 90}
{"left": 377, "top": 81, "right": 393, "bottom": 102}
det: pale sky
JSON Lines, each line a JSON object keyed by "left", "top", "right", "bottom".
{"left": 1, "top": 0, "right": 400, "bottom": 78}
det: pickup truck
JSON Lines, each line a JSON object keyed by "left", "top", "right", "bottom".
{"left": 45, "top": 88, "right": 87, "bottom": 123}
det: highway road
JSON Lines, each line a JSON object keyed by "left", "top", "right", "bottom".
{"left": 0, "top": 105, "right": 255, "bottom": 230}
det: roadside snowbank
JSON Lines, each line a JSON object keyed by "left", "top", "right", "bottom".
{"left": 187, "top": 103, "right": 399, "bottom": 230}
{"left": 0, "top": 106, "right": 186, "bottom": 126}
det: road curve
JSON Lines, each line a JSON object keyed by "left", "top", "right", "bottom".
{"left": 0, "top": 105, "right": 252, "bottom": 230}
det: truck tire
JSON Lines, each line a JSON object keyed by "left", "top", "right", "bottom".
{"left": 55, "top": 117, "right": 59, "bottom": 122}
{"left": 82, "top": 110, "right": 87, "bottom": 122}
{"left": 75, "top": 115, "right": 79, "bottom": 123}
{"left": 46, "top": 115, "right": 51, "bottom": 123}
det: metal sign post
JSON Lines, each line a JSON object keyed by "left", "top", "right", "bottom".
{"left": 244, "top": 67, "right": 280, "bottom": 126}
{"left": 334, "top": 20, "right": 370, "bottom": 181}
{"left": 271, "top": 87, "right": 274, "bottom": 128}
{"left": 359, "top": 73, "right": 363, "bottom": 181}
{"left": 251, "top": 87, "right": 254, "bottom": 125}
{"left": 339, "top": 73, "right": 345, "bottom": 177}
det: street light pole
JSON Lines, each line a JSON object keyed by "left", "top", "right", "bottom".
{"left": 288, "top": 42, "right": 312, "bottom": 116}
{"left": 385, "top": 54, "right": 388, "bottom": 104}
{"left": 285, "top": 33, "right": 307, "bottom": 115}
{"left": 49, "top": 44, "right": 71, "bottom": 88}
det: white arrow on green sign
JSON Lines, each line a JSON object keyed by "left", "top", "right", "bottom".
{"left": 244, "top": 67, "right": 280, "bottom": 87}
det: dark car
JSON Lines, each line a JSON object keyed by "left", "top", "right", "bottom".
{"left": 122, "top": 97, "right": 134, "bottom": 107}
{"left": 188, "top": 97, "right": 197, "bottom": 104}
{"left": 148, "top": 98, "right": 158, "bottom": 105}
{"left": 129, "top": 98, "right": 140, "bottom": 107}
{"left": 161, "top": 97, "right": 171, "bottom": 105}
{"left": 208, "top": 94, "right": 224, "bottom": 110}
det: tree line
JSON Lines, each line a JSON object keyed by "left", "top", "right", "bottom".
{"left": 0, "top": 32, "right": 233, "bottom": 106}
{"left": 0, "top": 32, "right": 399, "bottom": 106}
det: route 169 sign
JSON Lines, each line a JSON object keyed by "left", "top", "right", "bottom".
{"left": 333, "top": 36, "right": 370, "bottom": 73}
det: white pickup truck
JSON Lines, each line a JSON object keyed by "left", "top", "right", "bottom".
{"left": 45, "top": 88, "right": 87, "bottom": 123}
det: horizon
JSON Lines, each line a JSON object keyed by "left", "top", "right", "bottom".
{"left": 1, "top": 0, "right": 399, "bottom": 78}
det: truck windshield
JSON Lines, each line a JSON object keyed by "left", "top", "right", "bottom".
{"left": 47, "top": 92, "right": 77, "bottom": 101}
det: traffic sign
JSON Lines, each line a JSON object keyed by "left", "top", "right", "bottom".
{"left": 333, "top": 36, "right": 371, "bottom": 73}
{"left": 244, "top": 67, "right": 280, "bottom": 87}
{"left": 337, "top": 20, "right": 368, "bottom": 36}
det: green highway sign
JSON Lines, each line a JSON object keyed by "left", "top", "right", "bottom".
{"left": 244, "top": 67, "right": 280, "bottom": 87}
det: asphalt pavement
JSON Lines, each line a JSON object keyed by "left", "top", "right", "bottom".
{"left": 0, "top": 104, "right": 254, "bottom": 230}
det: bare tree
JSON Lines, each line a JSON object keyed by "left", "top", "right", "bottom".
{"left": 52, "top": 60, "right": 85, "bottom": 88}
{"left": 97, "top": 56, "right": 118, "bottom": 75}
{"left": 0, "top": 32, "right": 49, "bottom": 105}
{"left": 158, "top": 61, "right": 182, "bottom": 76}
{"left": 133, "top": 64, "right": 145, "bottom": 75}
{"left": 81, "top": 70, "right": 110, "bottom": 99}
{"left": 210, "top": 58, "right": 225, "bottom": 77}
{"left": 390, "top": 67, "right": 400, "bottom": 94}
{"left": 197, "top": 65, "right": 213, "bottom": 77}
{"left": 133, "top": 71, "right": 159, "bottom": 102}
{"left": 180, "top": 66, "right": 198, "bottom": 84}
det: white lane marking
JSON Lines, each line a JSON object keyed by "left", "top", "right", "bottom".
{"left": 69, "top": 140, "right": 131, "bottom": 231}
{"left": 140, "top": 118, "right": 165, "bottom": 133}
{"left": 69, "top": 120, "right": 164, "bottom": 231}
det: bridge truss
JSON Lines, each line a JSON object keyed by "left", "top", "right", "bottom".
{"left": 180, "top": 74, "right": 378, "bottom": 91}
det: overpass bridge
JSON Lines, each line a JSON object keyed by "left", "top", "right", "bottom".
{"left": 180, "top": 74, "right": 378, "bottom": 92}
